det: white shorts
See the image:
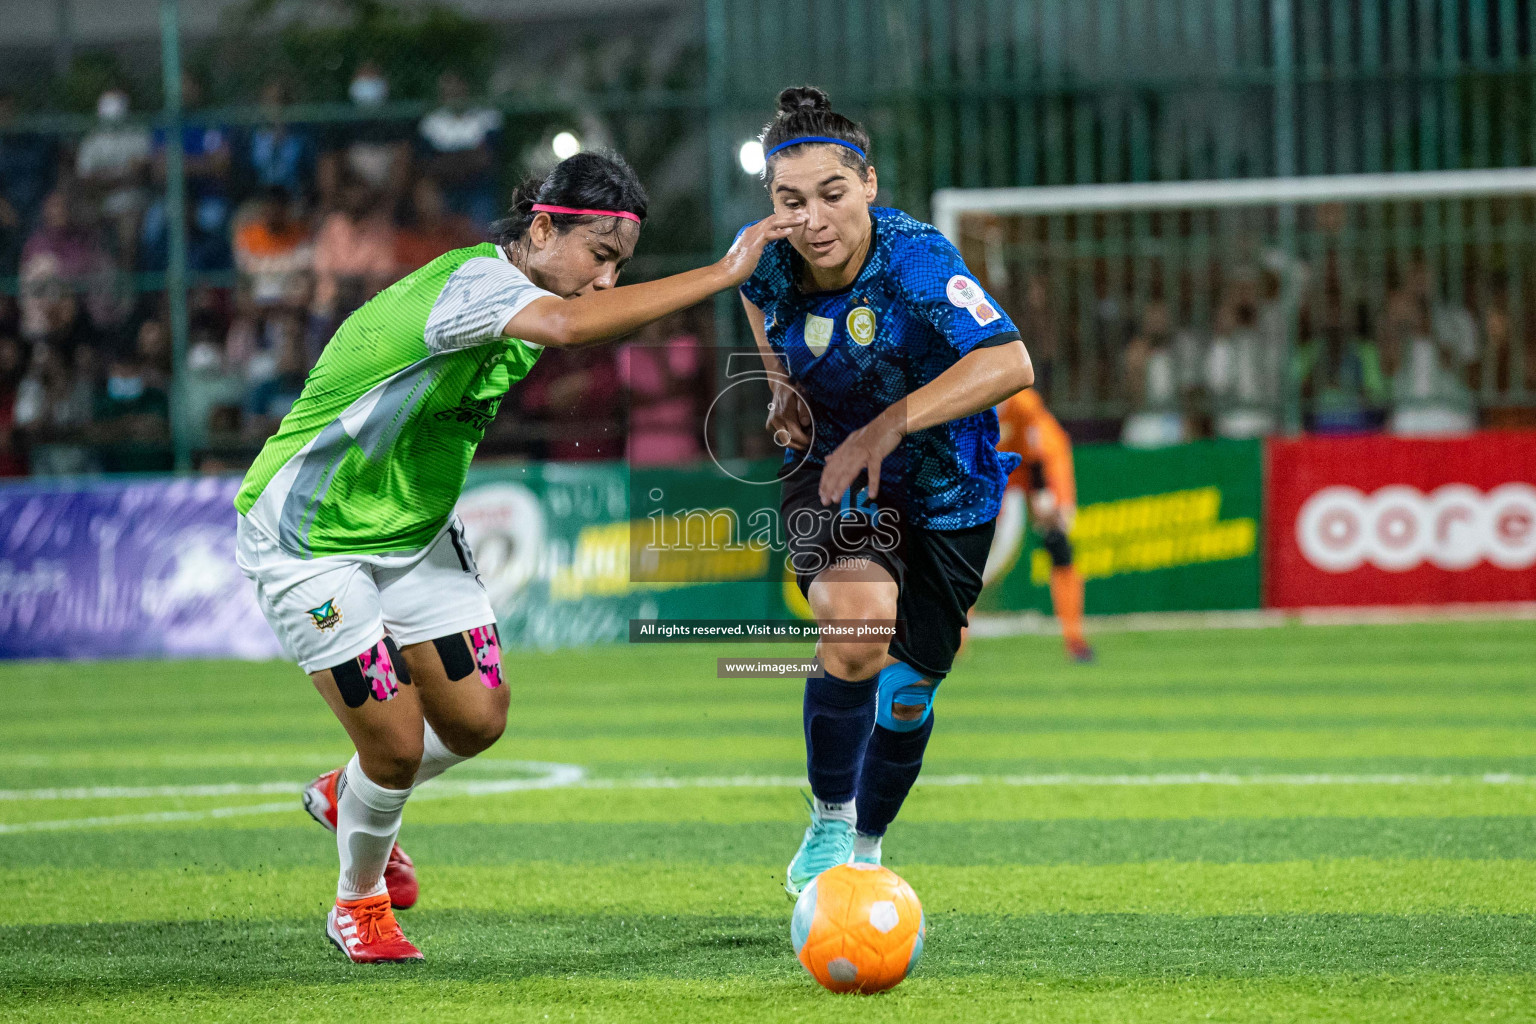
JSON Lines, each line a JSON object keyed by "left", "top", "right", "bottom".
{"left": 236, "top": 514, "right": 496, "bottom": 674}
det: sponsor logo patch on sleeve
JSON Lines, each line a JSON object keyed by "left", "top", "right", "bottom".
{"left": 969, "top": 299, "right": 1002, "bottom": 326}
{"left": 946, "top": 275, "right": 984, "bottom": 308}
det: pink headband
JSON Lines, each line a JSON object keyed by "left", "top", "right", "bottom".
{"left": 531, "top": 203, "right": 641, "bottom": 224}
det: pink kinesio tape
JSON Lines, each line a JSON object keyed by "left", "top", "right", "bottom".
{"left": 469, "top": 625, "right": 503, "bottom": 689}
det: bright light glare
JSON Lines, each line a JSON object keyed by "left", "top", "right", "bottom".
{"left": 552, "top": 131, "right": 582, "bottom": 159}
{"left": 738, "top": 140, "right": 766, "bottom": 175}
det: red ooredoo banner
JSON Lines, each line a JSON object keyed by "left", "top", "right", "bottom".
{"left": 1266, "top": 433, "right": 1536, "bottom": 608}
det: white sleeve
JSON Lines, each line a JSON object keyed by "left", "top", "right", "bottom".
{"left": 424, "top": 255, "right": 558, "bottom": 353}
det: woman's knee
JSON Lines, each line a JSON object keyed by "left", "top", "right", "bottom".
{"left": 432, "top": 707, "right": 508, "bottom": 757}
{"left": 820, "top": 640, "right": 888, "bottom": 681}
{"left": 358, "top": 742, "right": 423, "bottom": 789}
{"left": 809, "top": 577, "right": 896, "bottom": 680}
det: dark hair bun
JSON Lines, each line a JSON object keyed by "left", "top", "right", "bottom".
{"left": 758, "top": 84, "right": 869, "bottom": 180}
{"left": 778, "top": 86, "right": 831, "bottom": 117}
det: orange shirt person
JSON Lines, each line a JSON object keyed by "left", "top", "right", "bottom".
{"left": 995, "top": 390, "right": 1092, "bottom": 662}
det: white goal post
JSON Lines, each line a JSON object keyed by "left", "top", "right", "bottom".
{"left": 933, "top": 168, "right": 1536, "bottom": 242}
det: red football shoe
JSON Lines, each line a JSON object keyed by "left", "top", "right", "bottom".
{"left": 1066, "top": 638, "right": 1096, "bottom": 664}
{"left": 304, "top": 767, "right": 419, "bottom": 909}
{"left": 383, "top": 844, "right": 418, "bottom": 909}
{"left": 326, "top": 893, "right": 423, "bottom": 963}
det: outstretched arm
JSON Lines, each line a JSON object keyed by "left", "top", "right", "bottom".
{"left": 503, "top": 213, "right": 804, "bottom": 349}
{"left": 817, "top": 339, "right": 1033, "bottom": 506}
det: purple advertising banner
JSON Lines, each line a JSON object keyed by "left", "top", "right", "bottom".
{"left": 0, "top": 476, "right": 282, "bottom": 660}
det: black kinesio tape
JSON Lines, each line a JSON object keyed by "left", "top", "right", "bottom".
{"left": 331, "top": 658, "right": 369, "bottom": 709}
{"left": 431, "top": 633, "right": 476, "bottom": 681}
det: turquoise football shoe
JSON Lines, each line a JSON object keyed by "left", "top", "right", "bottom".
{"left": 785, "top": 800, "right": 855, "bottom": 898}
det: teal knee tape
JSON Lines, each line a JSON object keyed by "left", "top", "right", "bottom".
{"left": 875, "top": 661, "right": 937, "bottom": 732}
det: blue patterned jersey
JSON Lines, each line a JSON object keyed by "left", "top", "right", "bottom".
{"left": 739, "top": 206, "right": 1023, "bottom": 529}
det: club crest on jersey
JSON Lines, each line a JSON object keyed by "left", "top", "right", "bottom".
{"left": 846, "top": 306, "right": 877, "bottom": 345}
{"left": 803, "top": 314, "right": 834, "bottom": 357}
{"left": 307, "top": 599, "right": 343, "bottom": 632}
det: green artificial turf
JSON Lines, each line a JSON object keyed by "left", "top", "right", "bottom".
{"left": 3, "top": 621, "right": 1534, "bottom": 1021}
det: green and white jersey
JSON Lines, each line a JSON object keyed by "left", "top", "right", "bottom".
{"left": 236, "top": 243, "right": 555, "bottom": 559}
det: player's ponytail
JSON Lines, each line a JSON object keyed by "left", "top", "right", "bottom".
{"left": 491, "top": 151, "right": 649, "bottom": 246}
{"left": 759, "top": 85, "right": 871, "bottom": 182}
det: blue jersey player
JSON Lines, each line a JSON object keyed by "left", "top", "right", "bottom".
{"left": 739, "top": 87, "right": 1035, "bottom": 894}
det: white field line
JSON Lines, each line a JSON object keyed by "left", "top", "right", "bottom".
{"left": 4, "top": 768, "right": 1536, "bottom": 834}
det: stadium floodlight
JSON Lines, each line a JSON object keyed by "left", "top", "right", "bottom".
{"left": 738, "top": 140, "right": 766, "bottom": 176}
{"left": 552, "top": 131, "right": 582, "bottom": 160}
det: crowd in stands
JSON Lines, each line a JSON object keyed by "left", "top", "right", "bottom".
{"left": 1011, "top": 242, "right": 1536, "bottom": 446}
{"left": 4, "top": 62, "right": 1532, "bottom": 479}
{"left": 0, "top": 66, "right": 710, "bottom": 477}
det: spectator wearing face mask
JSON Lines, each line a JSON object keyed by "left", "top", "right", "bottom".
{"left": 318, "top": 62, "right": 412, "bottom": 208}
{"left": 93, "top": 346, "right": 171, "bottom": 471}
{"left": 74, "top": 86, "right": 151, "bottom": 265}
{"left": 417, "top": 71, "right": 503, "bottom": 229}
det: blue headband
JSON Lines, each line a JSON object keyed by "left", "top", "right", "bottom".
{"left": 764, "top": 136, "right": 867, "bottom": 160}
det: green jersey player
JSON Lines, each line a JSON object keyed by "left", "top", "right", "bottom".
{"left": 234, "top": 152, "right": 802, "bottom": 963}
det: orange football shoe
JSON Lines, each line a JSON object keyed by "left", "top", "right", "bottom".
{"left": 304, "top": 767, "right": 419, "bottom": 910}
{"left": 326, "top": 893, "right": 423, "bottom": 963}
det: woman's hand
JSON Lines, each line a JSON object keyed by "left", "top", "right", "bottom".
{"left": 766, "top": 380, "right": 813, "bottom": 451}
{"left": 717, "top": 212, "right": 806, "bottom": 286}
{"left": 818, "top": 407, "right": 905, "bottom": 506}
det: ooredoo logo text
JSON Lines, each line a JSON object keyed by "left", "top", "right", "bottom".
{"left": 1296, "top": 484, "right": 1536, "bottom": 573}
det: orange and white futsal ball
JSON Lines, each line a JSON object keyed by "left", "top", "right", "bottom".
{"left": 791, "top": 863, "right": 925, "bottom": 993}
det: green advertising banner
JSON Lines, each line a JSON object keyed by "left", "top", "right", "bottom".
{"left": 976, "top": 439, "right": 1263, "bottom": 615}
{"left": 463, "top": 440, "right": 1262, "bottom": 648}
{"left": 456, "top": 461, "right": 796, "bottom": 648}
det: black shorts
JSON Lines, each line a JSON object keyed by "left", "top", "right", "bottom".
{"left": 780, "top": 462, "right": 994, "bottom": 681}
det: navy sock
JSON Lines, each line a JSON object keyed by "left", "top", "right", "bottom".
{"left": 803, "top": 671, "right": 879, "bottom": 803}
{"left": 854, "top": 713, "right": 934, "bottom": 837}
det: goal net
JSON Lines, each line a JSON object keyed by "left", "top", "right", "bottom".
{"left": 933, "top": 169, "right": 1536, "bottom": 440}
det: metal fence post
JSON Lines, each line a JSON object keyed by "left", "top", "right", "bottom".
{"left": 160, "top": 0, "right": 191, "bottom": 472}
{"left": 1271, "top": 0, "right": 1302, "bottom": 435}
{"left": 705, "top": 0, "right": 740, "bottom": 458}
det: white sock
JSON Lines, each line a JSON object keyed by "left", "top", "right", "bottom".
{"left": 336, "top": 755, "right": 413, "bottom": 901}
{"left": 414, "top": 720, "right": 472, "bottom": 786}
{"left": 854, "top": 832, "right": 883, "bottom": 861}
{"left": 814, "top": 797, "right": 856, "bottom": 825}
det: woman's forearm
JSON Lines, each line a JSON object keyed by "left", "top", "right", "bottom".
{"left": 504, "top": 211, "right": 805, "bottom": 349}
{"left": 887, "top": 340, "right": 1034, "bottom": 435}
{"left": 510, "top": 264, "right": 735, "bottom": 349}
